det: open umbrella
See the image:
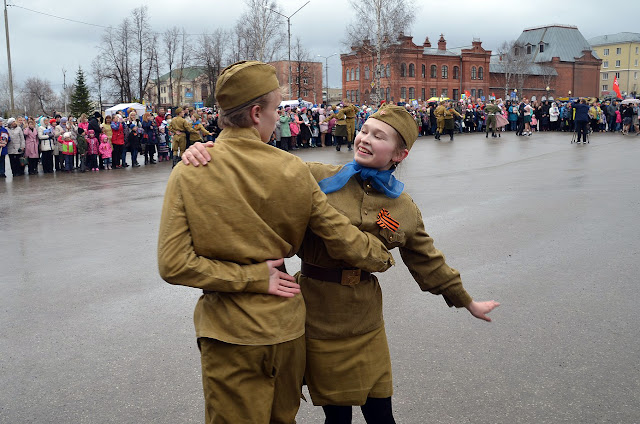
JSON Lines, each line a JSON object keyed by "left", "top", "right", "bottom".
{"left": 620, "top": 98, "right": 640, "bottom": 105}
{"left": 426, "top": 97, "right": 450, "bottom": 102}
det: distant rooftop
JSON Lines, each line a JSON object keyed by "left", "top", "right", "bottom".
{"left": 588, "top": 32, "right": 640, "bottom": 46}
{"left": 516, "top": 24, "right": 597, "bottom": 63}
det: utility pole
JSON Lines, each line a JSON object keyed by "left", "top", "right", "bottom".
{"left": 317, "top": 53, "right": 337, "bottom": 104}
{"left": 264, "top": 1, "right": 310, "bottom": 99}
{"left": 62, "top": 68, "right": 67, "bottom": 115}
{"left": 4, "top": 0, "right": 14, "bottom": 114}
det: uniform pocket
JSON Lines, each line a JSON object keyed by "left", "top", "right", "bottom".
{"left": 379, "top": 227, "right": 406, "bottom": 247}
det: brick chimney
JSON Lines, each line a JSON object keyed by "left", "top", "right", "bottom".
{"left": 423, "top": 36, "right": 431, "bottom": 48}
{"left": 438, "top": 34, "right": 446, "bottom": 51}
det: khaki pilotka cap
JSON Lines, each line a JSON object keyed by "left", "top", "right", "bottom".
{"left": 215, "top": 61, "right": 280, "bottom": 110}
{"left": 369, "top": 104, "right": 419, "bottom": 150}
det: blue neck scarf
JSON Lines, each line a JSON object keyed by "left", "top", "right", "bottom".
{"left": 318, "top": 160, "right": 404, "bottom": 198}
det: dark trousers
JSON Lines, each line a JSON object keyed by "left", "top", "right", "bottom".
{"left": 27, "top": 157, "right": 38, "bottom": 174}
{"left": 278, "top": 136, "right": 290, "bottom": 151}
{"left": 87, "top": 154, "right": 99, "bottom": 169}
{"left": 608, "top": 115, "right": 616, "bottom": 131}
{"left": 41, "top": 151, "right": 54, "bottom": 173}
{"left": 55, "top": 153, "right": 63, "bottom": 171}
{"left": 63, "top": 155, "right": 73, "bottom": 171}
{"left": 146, "top": 144, "right": 156, "bottom": 160}
{"left": 322, "top": 397, "right": 396, "bottom": 424}
{"left": 112, "top": 144, "right": 123, "bottom": 167}
{"left": 9, "top": 154, "right": 25, "bottom": 176}
{"left": 576, "top": 120, "right": 589, "bottom": 142}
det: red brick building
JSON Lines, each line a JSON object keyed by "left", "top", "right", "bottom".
{"left": 490, "top": 25, "right": 601, "bottom": 100}
{"left": 341, "top": 34, "right": 492, "bottom": 104}
{"left": 269, "top": 60, "right": 323, "bottom": 104}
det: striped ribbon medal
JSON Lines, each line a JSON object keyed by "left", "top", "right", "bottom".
{"left": 376, "top": 209, "right": 399, "bottom": 232}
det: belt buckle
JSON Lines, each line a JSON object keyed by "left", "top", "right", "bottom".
{"left": 341, "top": 269, "right": 361, "bottom": 286}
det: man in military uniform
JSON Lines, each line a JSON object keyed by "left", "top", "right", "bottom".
{"left": 484, "top": 99, "right": 501, "bottom": 138}
{"left": 168, "top": 107, "right": 201, "bottom": 167}
{"left": 342, "top": 101, "right": 358, "bottom": 150}
{"left": 157, "top": 60, "right": 394, "bottom": 424}
{"left": 434, "top": 101, "right": 446, "bottom": 140}
{"left": 327, "top": 106, "right": 348, "bottom": 151}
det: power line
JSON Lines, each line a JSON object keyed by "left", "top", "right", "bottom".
{"left": 7, "top": 3, "right": 231, "bottom": 36}
{"left": 7, "top": 4, "right": 111, "bottom": 29}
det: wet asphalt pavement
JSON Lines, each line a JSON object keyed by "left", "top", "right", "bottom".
{"left": 1, "top": 131, "right": 639, "bottom": 424}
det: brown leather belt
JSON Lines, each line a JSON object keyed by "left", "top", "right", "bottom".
{"left": 300, "top": 262, "right": 371, "bottom": 286}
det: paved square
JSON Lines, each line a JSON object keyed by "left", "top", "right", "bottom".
{"left": 2, "top": 131, "right": 638, "bottom": 423}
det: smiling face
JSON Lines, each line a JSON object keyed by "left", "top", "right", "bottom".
{"left": 353, "top": 118, "right": 408, "bottom": 171}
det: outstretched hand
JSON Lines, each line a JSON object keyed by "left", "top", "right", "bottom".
{"left": 266, "top": 258, "right": 300, "bottom": 298}
{"left": 182, "top": 141, "right": 214, "bottom": 166}
{"left": 465, "top": 300, "right": 500, "bottom": 322}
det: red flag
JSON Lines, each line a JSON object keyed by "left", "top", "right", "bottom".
{"left": 491, "top": 92, "right": 495, "bottom": 98}
{"left": 613, "top": 76, "right": 623, "bottom": 99}
{"left": 464, "top": 90, "right": 471, "bottom": 97}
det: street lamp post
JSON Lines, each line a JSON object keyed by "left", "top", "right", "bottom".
{"left": 265, "top": 1, "right": 310, "bottom": 99}
{"left": 317, "top": 53, "right": 337, "bottom": 104}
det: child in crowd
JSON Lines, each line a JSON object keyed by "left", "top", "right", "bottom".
{"left": 87, "top": 129, "right": 100, "bottom": 171}
{"left": 58, "top": 131, "right": 77, "bottom": 172}
{"left": 76, "top": 128, "right": 88, "bottom": 172}
{"left": 310, "top": 116, "right": 320, "bottom": 148}
{"left": 99, "top": 133, "right": 112, "bottom": 170}
{"left": 157, "top": 125, "right": 169, "bottom": 162}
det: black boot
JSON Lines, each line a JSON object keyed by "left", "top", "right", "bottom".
{"left": 486, "top": 132, "right": 488, "bottom": 138}
{"left": 172, "top": 156, "right": 179, "bottom": 168}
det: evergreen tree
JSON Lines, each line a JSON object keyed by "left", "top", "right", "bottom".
{"left": 70, "top": 67, "right": 92, "bottom": 117}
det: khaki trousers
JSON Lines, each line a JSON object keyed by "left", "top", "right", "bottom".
{"left": 346, "top": 118, "right": 355, "bottom": 143}
{"left": 172, "top": 134, "right": 187, "bottom": 155}
{"left": 199, "top": 336, "right": 306, "bottom": 424}
{"left": 486, "top": 115, "right": 497, "bottom": 132}
{"left": 436, "top": 118, "right": 445, "bottom": 133}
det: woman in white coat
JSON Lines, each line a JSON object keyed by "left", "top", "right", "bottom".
{"left": 6, "top": 118, "right": 26, "bottom": 177}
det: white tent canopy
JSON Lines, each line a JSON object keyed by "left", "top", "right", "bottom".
{"left": 104, "top": 102, "right": 146, "bottom": 117}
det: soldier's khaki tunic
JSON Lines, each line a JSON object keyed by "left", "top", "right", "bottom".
{"left": 158, "top": 127, "right": 394, "bottom": 423}
{"left": 343, "top": 104, "right": 358, "bottom": 142}
{"left": 435, "top": 105, "right": 446, "bottom": 133}
{"left": 332, "top": 109, "right": 348, "bottom": 138}
{"left": 484, "top": 104, "right": 501, "bottom": 132}
{"left": 298, "top": 163, "right": 472, "bottom": 406}
{"left": 169, "top": 115, "right": 201, "bottom": 155}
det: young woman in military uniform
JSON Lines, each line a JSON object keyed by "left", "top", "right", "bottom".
{"left": 183, "top": 105, "right": 499, "bottom": 424}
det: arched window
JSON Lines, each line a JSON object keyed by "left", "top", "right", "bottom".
{"left": 355, "top": 67, "right": 360, "bottom": 80}
{"left": 386, "top": 64, "right": 390, "bottom": 78}
{"left": 409, "top": 87, "right": 415, "bottom": 99}
{"left": 386, "top": 87, "right": 390, "bottom": 101}
{"left": 422, "top": 64, "right": 426, "bottom": 78}
{"left": 430, "top": 65, "right": 437, "bottom": 78}
{"left": 478, "top": 89, "right": 484, "bottom": 98}
{"left": 453, "top": 66, "right": 460, "bottom": 79}
{"left": 400, "top": 63, "right": 407, "bottom": 77}
{"left": 409, "top": 63, "right": 415, "bottom": 77}
{"left": 364, "top": 66, "right": 370, "bottom": 80}
{"left": 401, "top": 87, "right": 407, "bottom": 99}
{"left": 478, "top": 67, "right": 484, "bottom": 80}
{"left": 441, "top": 65, "right": 448, "bottom": 79}
{"left": 355, "top": 89, "right": 359, "bottom": 103}
{"left": 471, "top": 66, "right": 477, "bottom": 80}
{"left": 346, "top": 69, "right": 350, "bottom": 81}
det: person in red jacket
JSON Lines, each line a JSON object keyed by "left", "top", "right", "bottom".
{"left": 58, "top": 131, "right": 77, "bottom": 172}
{"left": 110, "top": 115, "right": 126, "bottom": 168}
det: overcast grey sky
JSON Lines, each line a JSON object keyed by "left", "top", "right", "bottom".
{"left": 2, "top": 0, "right": 637, "bottom": 96}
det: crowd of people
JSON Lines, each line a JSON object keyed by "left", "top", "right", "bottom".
{"left": 0, "top": 106, "right": 221, "bottom": 178}
{"left": 2, "top": 96, "right": 637, "bottom": 178}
